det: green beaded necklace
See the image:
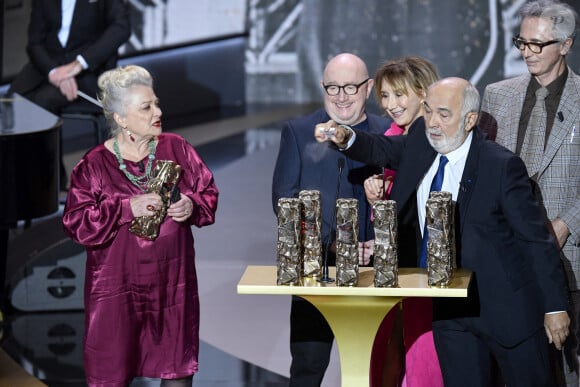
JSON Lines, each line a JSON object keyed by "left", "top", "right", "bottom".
{"left": 113, "top": 138, "right": 157, "bottom": 191}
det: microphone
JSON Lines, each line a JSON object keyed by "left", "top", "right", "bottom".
{"left": 337, "top": 158, "right": 345, "bottom": 175}
{"left": 557, "top": 111, "right": 564, "bottom": 122}
{"left": 319, "top": 158, "right": 345, "bottom": 283}
{"left": 137, "top": 161, "right": 145, "bottom": 173}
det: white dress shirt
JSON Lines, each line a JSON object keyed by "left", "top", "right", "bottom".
{"left": 56, "top": 0, "right": 88, "bottom": 70}
{"left": 417, "top": 132, "right": 472, "bottom": 236}
{"left": 58, "top": 0, "right": 76, "bottom": 47}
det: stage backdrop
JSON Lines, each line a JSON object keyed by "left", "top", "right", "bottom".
{"left": 1, "top": 0, "right": 247, "bottom": 82}
{"left": 3, "top": 0, "right": 579, "bottom": 108}
{"left": 245, "top": 0, "right": 580, "bottom": 108}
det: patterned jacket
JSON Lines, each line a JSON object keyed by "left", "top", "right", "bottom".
{"left": 479, "top": 68, "right": 580, "bottom": 289}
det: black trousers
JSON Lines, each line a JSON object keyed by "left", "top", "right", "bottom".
{"left": 433, "top": 319, "right": 555, "bottom": 387}
{"left": 289, "top": 296, "right": 334, "bottom": 387}
{"left": 288, "top": 244, "right": 334, "bottom": 386}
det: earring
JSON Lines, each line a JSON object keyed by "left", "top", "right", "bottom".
{"left": 127, "top": 130, "right": 135, "bottom": 142}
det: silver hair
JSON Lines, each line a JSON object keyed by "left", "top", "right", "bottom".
{"left": 461, "top": 82, "right": 480, "bottom": 119}
{"left": 519, "top": 0, "right": 578, "bottom": 42}
{"left": 97, "top": 65, "right": 154, "bottom": 137}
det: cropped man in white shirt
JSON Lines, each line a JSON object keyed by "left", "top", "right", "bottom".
{"left": 8, "top": 0, "right": 131, "bottom": 190}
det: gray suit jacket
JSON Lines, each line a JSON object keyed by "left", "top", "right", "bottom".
{"left": 480, "top": 68, "right": 580, "bottom": 289}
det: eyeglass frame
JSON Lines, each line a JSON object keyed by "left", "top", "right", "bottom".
{"left": 512, "top": 36, "right": 561, "bottom": 54}
{"left": 322, "top": 78, "right": 370, "bottom": 96}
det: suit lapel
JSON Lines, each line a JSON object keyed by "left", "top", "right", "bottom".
{"left": 54, "top": 0, "right": 63, "bottom": 28}
{"left": 457, "top": 131, "right": 482, "bottom": 234}
{"left": 410, "top": 146, "right": 436, "bottom": 195}
{"left": 539, "top": 70, "right": 580, "bottom": 176}
{"left": 503, "top": 76, "right": 530, "bottom": 152}
{"left": 398, "top": 119, "right": 436, "bottom": 204}
{"left": 68, "top": 0, "right": 85, "bottom": 44}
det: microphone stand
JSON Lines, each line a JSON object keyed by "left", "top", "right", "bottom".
{"left": 318, "top": 239, "right": 336, "bottom": 283}
{"left": 319, "top": 158, "right": 345, "bottom": 283}
{"left": 381, "top": 167, "right": 386, "bottom": 199}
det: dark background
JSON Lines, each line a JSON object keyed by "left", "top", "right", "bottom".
{"left": 2, "top": 0, "right": 580, "bottom": 110}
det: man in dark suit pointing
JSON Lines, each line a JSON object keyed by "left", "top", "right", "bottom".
{"left": 315, "top": 77, "right": 570, "bottom": 386}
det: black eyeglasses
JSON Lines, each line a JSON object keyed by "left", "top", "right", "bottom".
{"left": 512, "top": 36, "right": 560, "bottom": 54}
{"left": 323, "top": 78, "right": 370, "bottom": 96}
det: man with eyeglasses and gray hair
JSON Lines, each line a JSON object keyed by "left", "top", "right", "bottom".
{"left": 272, "top": 53, "right": 389, "bottom": 386}
{"left": 479, "top": 1, "right": 579, "bottom": 385}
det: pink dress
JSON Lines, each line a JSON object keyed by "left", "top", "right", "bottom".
{"left": 370, "top": 122, "right": 443, "bottom": 387}
{"left": 62, "top": 133, "right": 218, "bottom": 387}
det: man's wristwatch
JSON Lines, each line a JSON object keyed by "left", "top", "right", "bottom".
{"left": 338, "top": 124, "right": 353, "bottom": 148}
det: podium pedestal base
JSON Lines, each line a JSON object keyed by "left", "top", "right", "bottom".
{"left": 303, "top": 295, "right": 402, "bottom": 387}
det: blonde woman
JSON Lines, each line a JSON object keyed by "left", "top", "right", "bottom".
{"left": 366, "top": 57, "right": 442, "bottom": 387}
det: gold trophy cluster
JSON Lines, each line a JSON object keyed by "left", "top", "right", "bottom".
{"left": 276, "top": 190, "right": 323, "bottom": 286}
{"left": 276, "top": 191, "right": 454, "bottom": 288}
{"left": 275, "top": 191, "right": 370, "bottom": 287}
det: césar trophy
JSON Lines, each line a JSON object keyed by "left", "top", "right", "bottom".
{"left": 335, "top": 198, "right": 359, "bottom": 286}
{"left": 276, "top": 198, "right": 302, "bottom": 285}
{"left": 299, "top": 190, "right": 322, "bottom": 277}
{"left": 372, "top": 200, "right": 398, "bottom": 287}
{"left": 129, "top": 160, "right": 181, "bottom": 240}
{"left": 425, "top": 191, "right": 455, "bottom": 287}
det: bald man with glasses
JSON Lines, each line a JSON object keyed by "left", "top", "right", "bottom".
{"left": 479, "top": 1, "right": 579, "bottom": 385}
{"left": 272, "top": 53, "right": 389, "bottom": 387}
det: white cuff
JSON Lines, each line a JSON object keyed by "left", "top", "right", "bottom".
{"left": 76, "top": 55, "right": 89, "bottom": 70}
{"left": 339, "top": 125, "right": 357, "bottom": 150}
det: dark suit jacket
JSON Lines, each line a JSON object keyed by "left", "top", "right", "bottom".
{"left": 10, "top": 0, "right": 131, "bottom": 99}
{"left": 272, "top": 108, "right": 389, "bottom": 245}
{"left": 346, "top": 121, "right": 568, "bottom": 347}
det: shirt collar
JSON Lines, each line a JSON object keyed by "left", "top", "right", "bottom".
{"left": 529, "top": 66, "right": 568, "bottom": 97}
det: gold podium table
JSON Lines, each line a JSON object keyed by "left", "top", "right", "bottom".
{"left": 237, "top": 265, "right": 471, "bottom": 387}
